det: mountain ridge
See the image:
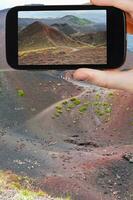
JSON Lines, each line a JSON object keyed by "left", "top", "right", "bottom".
{"left": 18, "top": 15, "right": 99, "bottom": 33}
{"left": 18, "top": 21, "right": 83, "bottom": 51}
{"left": 51, "top": 23, "right": 77, "bottom": 35}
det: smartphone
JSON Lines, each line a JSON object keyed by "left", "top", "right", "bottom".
{"left": 6, "top": 5, "right": 127, "bottom": 70}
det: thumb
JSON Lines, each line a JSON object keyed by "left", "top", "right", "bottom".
{"left": 90, "top": 0, "right": 133, "bottom": 13}
{"left": 73, "top": 68, "right": 133, "bottom": 92}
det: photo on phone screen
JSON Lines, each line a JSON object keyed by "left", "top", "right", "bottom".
{"left": 18, "top": 10, "right": 107, "bottom": 66}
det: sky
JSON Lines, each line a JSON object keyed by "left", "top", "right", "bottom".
{"left": 0, "top": 0, "right": 89, "bottom": 10}
{"left": 18, "top": 10, "right": 106, "bottom": 23}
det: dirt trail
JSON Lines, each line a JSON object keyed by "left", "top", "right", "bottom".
{"left": 19, "top": 46, "right": 107, "bottom": 65}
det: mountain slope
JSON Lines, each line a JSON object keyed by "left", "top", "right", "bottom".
{"left": 72, "top": 31, "right": 106, "bottom": 45}
{"left": 18, "top": 15, "right": 94, "bottom": 32}
{"left": 18, "top": 21, "right": 82, "bottom": 51}
{"left": 57, "top": 15, "right": 93, "bottom": 26}
{"left": 51, "top": 23, "right": 77, "bottom": 35}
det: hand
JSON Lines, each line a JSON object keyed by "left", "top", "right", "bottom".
{"left": 73, "top": 0, "right": 133, "bottom": 93}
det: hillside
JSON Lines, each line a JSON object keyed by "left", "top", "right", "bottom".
{"left": 0, "top": 7, "right": 133, "bottom": 200}
{"left": 18, "top": 20, "right": 107, "bottom": 65}
{"left": 72, "top": 31, "right": 107, "bottom": 45}
{"left": 18, "top": 15, "right": 96, "bottom": 33}
{"left": 51, "top": 23, "right": 77, "bottom": 35}
{"left": 18, "top": 21, "right": 82, "bottom": 51}
{"left": 57, "top": 15, "right": 92, "bottom": 26}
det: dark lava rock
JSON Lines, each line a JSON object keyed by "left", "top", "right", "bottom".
{"left": 123, "top": 153, "right": 133, "bottom": 163}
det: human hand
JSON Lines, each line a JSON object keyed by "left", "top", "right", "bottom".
{"left": 90, "top": 0, "right": 133, "bottom": 34}
{"left": 73, "top": 0, "right": 133, "bottom": 93}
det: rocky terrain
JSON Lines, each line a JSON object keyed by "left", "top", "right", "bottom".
{"left": 19, "top": 46, "right": 106, "bottom": 65}
{"left": 18, "top": 15, "right": 107, "bottom": 65}
{"left": 51, "top": 23, "right": 77, "bottom": 36}
{"left": 0, "top": 8, "right": 133, "bottom": 200}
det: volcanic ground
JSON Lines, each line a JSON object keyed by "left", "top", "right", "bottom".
{"left": 0, "top": 8, "right": 133, "bottom": 200}
{"left": 0, "top": 57, "right": 132, "bottom": 200}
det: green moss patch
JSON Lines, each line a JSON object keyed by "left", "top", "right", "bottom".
{"left": 17, "top": 89, "right": 25, "bottom": 97}
{"left": 53, "top": 94, "right": 113, "bottom": 119}
{"left": 108, "top": 92, "right": 114, "bottom": 98}
{"left": 70, "top": 97, "right": 81, "bottom": 105}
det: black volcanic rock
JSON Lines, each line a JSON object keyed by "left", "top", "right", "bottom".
{"left": 51, "top": 23, "right": 77, "bottom": 35}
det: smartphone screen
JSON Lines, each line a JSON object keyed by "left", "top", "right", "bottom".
{"left": 18, "top": 10, "right": 107, "bottom": 66}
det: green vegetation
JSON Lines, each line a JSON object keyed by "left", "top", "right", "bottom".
{"left": 131, "top": 122, "right": 133, "bottom": 126}
{"left": 79, "top": 105, "right": 88, "bottom": 113}
{"left": 17, "top": 89, "right": 25, "bottom": 97}
{"left": 70, "top": 97, "right": 77, "bottom": 102}
{"left": 79, "top": 102, "right": 90, "bottom": 113}
{"left": 92, "top": 101, "right": 101, "bottom": 106}
{"left": 108, "top": 92, "right": 114, "bottom": 98}
{"left": 67, "top": 103, "right": 76, "bottom": 109}
{"left": 66, "top": 108, "right": 71, "bottom": 112}
{"left": 70, "top": 16, "right": 92, "bottom": 26}
{"left": 55, "top": 104, "right": 63, "bottom": 116}
{"left": 95, "top": 93, "right": 101, "bottom": 101}
{"left": 93, "top": 99, "right": 112, "bottom": 117}
{"left": 17, "top": 189, "right": 38, "bottom": 200}
{"left": 70, "top": 97, "right": 81, "bottom": 105}
{"left": 0, "top": 170, "right": 72, "bottom": 200}
{"left": 57, "top": 110, "right": 63, "bottom": 114}
{"left": 56, "top": 105, "right": 63, "bottom": 110}
{"left": 62, "top": 101, "right": 68, "bottom": 105}
{"left": 19, "top": 47, "right": 57, "bottom": 58}
{"left": 53, "top": 97, "right": 82, "bottom": 118}
{"left": 95, "top": 109, "right": 105, "bottom": 116}
{"left": 53, "top": 93, "right": 113, "bottom": 119}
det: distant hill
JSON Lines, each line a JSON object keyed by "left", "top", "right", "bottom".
{"left": 0, "top": 8, "right": 8, "bottom": 30}
{"left": 19, "top": 15, "right": 92, "bottom": 27}
{"left": 72, "top": 31, "right": 106, "bottom": 45}
{"left": 18, "top": 15, "right": 106, "bottom": 34}
{"left": 57, "top": 15, "right": 92, "bottom": 26}
{"left": 51, "top": 23, "right": 77, "bottom": 35}
{"left": 18, "top": 15, "right": 95, "bottom": 32}
{"left": 18, "top": 21, "right": 83, "bottom": 51}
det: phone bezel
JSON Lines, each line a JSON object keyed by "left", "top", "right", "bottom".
{"left": 6, "top": 5, "right": 127, "bottom": 70}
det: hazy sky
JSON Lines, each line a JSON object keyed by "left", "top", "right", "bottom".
{"left": 18, "top": 10, "right": 106, "bottom": 23}
{"left": 18, "top": 10, "right": 106, "bottom": 18}
{"left": 0, "top": 0, "right": 89, "bottom": 10}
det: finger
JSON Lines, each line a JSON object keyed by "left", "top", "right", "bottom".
{"left": 90, "top": 0, "right": 133, "bottom": 13}
{"left": 126, "top": 13, "right": 133, "bottom": 33}
{"left": 73, "top": 68, "right": 119, "bottom": 89}
{"left": 73, "top": 68, "right": 133, "bottom": 92}
{"left": 64, "top": 70, "right": 74, "bottom": 80}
